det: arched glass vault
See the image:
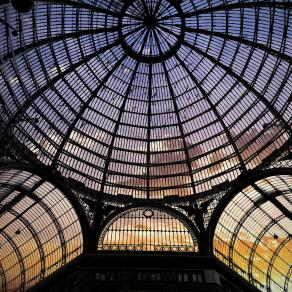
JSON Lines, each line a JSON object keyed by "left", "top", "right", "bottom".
{"left": 0, "top": 164, "right": 85, "bottom": 291}
{"left": 212, "top": 171, "right": 292, "bottom": 292}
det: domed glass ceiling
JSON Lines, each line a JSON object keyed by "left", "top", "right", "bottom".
{"left": 0, "top": 0, "right": 291, "bottom": 199}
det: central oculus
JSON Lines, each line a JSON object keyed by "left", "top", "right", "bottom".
{"left": 119, "top": 0, "right": 185, "bottom": 63}
{"left": 144, "top": 15, "right": 157, "bottom": 28}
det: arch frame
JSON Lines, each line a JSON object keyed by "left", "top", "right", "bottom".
{"left": 97, "top": 203, "right": 201, "bottom": 253}
{"left": 207, "top": 167, "right": 292, "bottom": 290}
{"left": 0, "top": 161, "right": 90, "bottom": 253}
{"left": 207, "top": 167, "right": 292, "bottom": 251}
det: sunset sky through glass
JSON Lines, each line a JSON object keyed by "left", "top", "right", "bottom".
{"left": 0, "top": 0, "right": 291, "bottom": 291}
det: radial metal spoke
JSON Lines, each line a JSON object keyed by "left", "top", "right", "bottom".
{"left": 52, "top": 55, "right": 128, "bottom": 166}
{"left": 146, "top": 62, "right": 153, "bottom": 199}
{"left": 174, "top": 53, "right": 247, "bottom": 173}
{"left": 126, "top": 27, "right": 148, "bottom": 47}
{"left": 124, "top": 24, "right": 147, "bottom": 38}
{"left": 37, "top": 0, "right": 121, "bottom": 18}
{"left": 153, "top": 29, "right": 197, "bottom": 196}
{"left": 156, "top": 1, "right": 174, "bottom": 20}
{"left": 123, "top": 13, "right": 145, "bottom": 21}
{"left": 0, "top": 26, "right": 120, "bottom": 65}
{"left": 159, "top": 1, "right": 292, "bottom": 21}
{"left": 1, "top": 38, "right": 123, "bottom": 136}
{"left": 153, "top": 0, "right": 163, "bottom": 18}
{"left": 157, "top": 23, "right": 181, "bottom": 38}
{"left": 181, "top": 39, "right": 292, "bottom": 137}
{"left": 181, "top": 27, "right": 292, "bottom": 64}
{"left": 100, "top": 30, "right": 151, "bottom": 194}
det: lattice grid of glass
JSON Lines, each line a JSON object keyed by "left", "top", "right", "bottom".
{"left": 0, "top": 168, "right": 83, "bottom": 291}
{"left": 214, "top": 174, "right": 292, "bottom": 292}
{"left": 98, "top": 207, "right": 198, "bottom": 252}
{"left": 0, "top": 0, "right": 291, "bottom": 199}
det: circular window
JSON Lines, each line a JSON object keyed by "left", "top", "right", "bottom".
{"left": 143, "top": 208, "right": 154, "bottom": 218}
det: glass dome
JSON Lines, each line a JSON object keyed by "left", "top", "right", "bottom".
{"left": 0, "top": 0, "right": 291, "bottom": 199}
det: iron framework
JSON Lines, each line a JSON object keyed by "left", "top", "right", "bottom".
{"left": 0, "top": 0, "right": 291, "bottom": 291}
{"left": 0, "top": 163, "right": 87, "bottom": 291}
{"left": 210, "top": 170, "right": 292, "bottom": 291}
{"left": 0, "top": 0, "right": 291, "bottom": 199}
